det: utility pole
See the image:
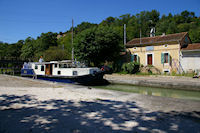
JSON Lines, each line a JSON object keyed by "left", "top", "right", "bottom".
{"left": 140, "top": 28, "right": 142, "bottom": 44}
{"left": 124, "top": 24, "right": 126, "bottom": 46}
{"left": 72, "top": 19, "right": 74, "bottom": 62}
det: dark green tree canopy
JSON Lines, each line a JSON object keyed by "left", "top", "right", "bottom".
{"left": 74, "top": 26, "right": 122, "bottom": 66}
{"left": 35, "top": 32, "right": 58, "bottom": 53}
{"left": 20, "top": 37, "right": 35, "bottom": 60}
{"left": 73, "top": 22, "right": 97, "bottom": 34}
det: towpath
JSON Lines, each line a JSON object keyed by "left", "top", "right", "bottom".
{"left": 0, "top": 74, "right": 200, "bottom": 133}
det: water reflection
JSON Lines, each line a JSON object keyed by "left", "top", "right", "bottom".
{"left": 94, "top": 84, "right": 200, "bottom": 101}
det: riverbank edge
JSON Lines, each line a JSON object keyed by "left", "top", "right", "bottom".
{"left": 104, "top": 74, "right": 200, "bottom": 91}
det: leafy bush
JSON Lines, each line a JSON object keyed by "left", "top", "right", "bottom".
{"left": 43, "top": 46, "right": 68, "bottom": 61}
{"left": 122, "top": 62, "right": 140, "bottom": 74}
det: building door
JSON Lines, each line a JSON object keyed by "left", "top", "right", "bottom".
{"left": 147, "top": 54, "right": 153, "bottom": 65}
{"left": 45, "top": 64, "right": 52, "bottom": 75}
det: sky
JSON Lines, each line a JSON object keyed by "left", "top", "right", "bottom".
{"left": 0, "top": 0, "right": 200, "bottom": 44}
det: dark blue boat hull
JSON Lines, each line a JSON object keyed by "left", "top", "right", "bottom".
{"left": 21, "top": 68, "right": 104, "bottom": 85}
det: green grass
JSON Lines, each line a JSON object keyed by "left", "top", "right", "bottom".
{"left": 114, "top": 71, "right": 195, "bottom": 78}
{"left": 170, "top": 73, "right": 195, "bottom": 77}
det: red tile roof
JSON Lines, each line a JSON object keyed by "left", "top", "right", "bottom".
{"left": 126, "top": 32, "right": 188, "bottom": 48}
{"left": 181, "top": 43, "right": 200, "bottom": 51}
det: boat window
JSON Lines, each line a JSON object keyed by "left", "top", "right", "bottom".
{"left": 64, "top": 64, "right": 67, "bottom": 68}
{"left": 73, "top": 71, "right": 78, "bottom": 76}
{"left": 55, "top": 64, "right": 57, "bottom": 68}
{"left": 35, "top": 65, "right": 38, "bottom": 69}
{"left": 41, "top": 65, "right": 44, "bottom": 71}
{"left": 58, "top": 71, "right": 61, "bottom": 75}
{"left": 59, "top": 64, "right": 69, "bottom": 68}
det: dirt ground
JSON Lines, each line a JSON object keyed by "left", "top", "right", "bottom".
{"left": 0, "top": 74, "right": 200, "bottom": 133}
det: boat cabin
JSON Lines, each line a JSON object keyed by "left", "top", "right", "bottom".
{"left": 23, "top": 60, "right": 101, "bottom": 77}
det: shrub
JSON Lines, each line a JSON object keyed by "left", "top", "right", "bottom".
{"left": 122, "top": 62, "right": 140, "bottom": 74}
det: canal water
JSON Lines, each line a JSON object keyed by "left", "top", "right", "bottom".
{"left": 94, "top": 84, "right": 200, "bottom": 101}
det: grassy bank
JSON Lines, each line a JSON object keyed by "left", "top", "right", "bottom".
{"left": 115, "top": 72, "right": 195, "bottom": 78}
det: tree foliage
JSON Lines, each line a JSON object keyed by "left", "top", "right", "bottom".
{"left": 1, "top": 10, "right": 200, "bottom": 63}
{"left": 43, "top": 46, "right": 68, "bottom": 61}
{"left": 34, "top": 32, "right": 58, "bottom": 53}
{"left": 57, "top": 33, "right": 72, "bottom": 60}
{"left": 122, "top": 62, "right": 140, "bottom": 74}
{"left": 20, "top": 37, "right": 35, "bottom": 60}
{"left": 20, "top": 32, "right": 59, "bottom": 61}
{"left": 74, "top": 26, "right": 122, "bottom": 66}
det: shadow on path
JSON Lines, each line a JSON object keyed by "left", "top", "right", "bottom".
{"left": 0, "top": 94, "right": 200, "bottom": 133}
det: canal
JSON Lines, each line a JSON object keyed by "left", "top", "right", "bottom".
{"left": 93, "top": 84, "right": 200, "bottom": 101}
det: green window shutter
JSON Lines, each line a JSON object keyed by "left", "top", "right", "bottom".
{"left": 168, "top": 53, "right": 170, "bottom": 63}
{"left": 161, "top": 53, "right": 164, "bottom": 64}
{"left": 131, "top": 55, "right": 134, "bottom": 62}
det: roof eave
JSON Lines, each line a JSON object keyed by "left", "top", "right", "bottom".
{"left": 181, "top": 49, "right": 200, "bottom": 52}
{"left": 126, "top": 41, "right": 180, "bottom": 48}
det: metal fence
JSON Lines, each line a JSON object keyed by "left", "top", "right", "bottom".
{"left": 0, "top": 57, "right": 27, "bottom": 75}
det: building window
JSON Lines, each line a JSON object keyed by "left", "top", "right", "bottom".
{"left": 57, "top": 71, "right": 61, "bottom": 75}
{"left": 161, "top": 52, "right": 170, "bottom": 64}
{"left": 35, "top": 65, "right": 38, "bottom": 69}
{"left": 131, "top": 54, "right": 139, "bottom": 63}
{"left": 55, "top": 64, "right": 57, "bottom": 68}
{"left": 41, "top": 65, "right": 44, "bottom": 71}
{"left": 164, "top": 53, "right": 169, "bottom": 63}
{"left": 147, "top": 54, "right": 153, "bottom": 65}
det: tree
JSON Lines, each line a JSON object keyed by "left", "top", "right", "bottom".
{"left": 20, "top": 37, "right": 35, "bottom": 60}
{"left": 43, "top": 46, "right": 68, "bottom": 61}
{"left": 189, "top": 27, "right": 200, "bottom": 43}
{"left": 57, "top": 32, "right": 72, "bottom": 60}
{"left": 136, "top": 10, "right": 160, "bottom": 37}
{"left": 2, "top": 9, "right": 200, "bottom": 63}
{"left": 100, "top": 17, "right": 116, "bottom": 26}
{"left": 74, "top": 26, "right": 122, "bottom": 66}
{"left": 181, "top": 10, "right": 195, "bottom": 23}
{"left": 167, "top": 21, "right": 178, "bottom": 34}
{"left": 177, "top": 23, "right": 190, "bottom": 32}
{"left": 0, "top": 42, "right": 9, "bottom": 58}
{"left": 12, "top": 40, "right": 24, "bottom": 58}
{"left": 74, "top": 22, "right": 97, "bottom": 34}
{"left": 34, "top": 32, "right": 58, "bottom": 53}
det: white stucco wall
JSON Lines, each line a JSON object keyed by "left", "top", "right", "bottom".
{"left": 180, "top": 51, "right": 200, "bottom": 72}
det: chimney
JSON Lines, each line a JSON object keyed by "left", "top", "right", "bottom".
{"left": 162, "top": 33, "right": 166, "bottom": 36}
{"left": 150, "top": 27, "right": 155, "bottom": 37}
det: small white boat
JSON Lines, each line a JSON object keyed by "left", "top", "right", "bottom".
{"left": 21, "top": 60, "right": 104, "bottom": 84}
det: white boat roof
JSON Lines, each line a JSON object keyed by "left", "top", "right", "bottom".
{"left": 32, "top": 62, "right": 51, "bottom": 65}
{"left": 30, "top": 60, "right": 74, "bottom": 65}
{"left": 50, "top": 60, "right": 73, "bottom": 63}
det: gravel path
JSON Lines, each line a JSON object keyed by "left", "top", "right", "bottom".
{"left": 0, "top": 74, "right": 200, "bottom": 133}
